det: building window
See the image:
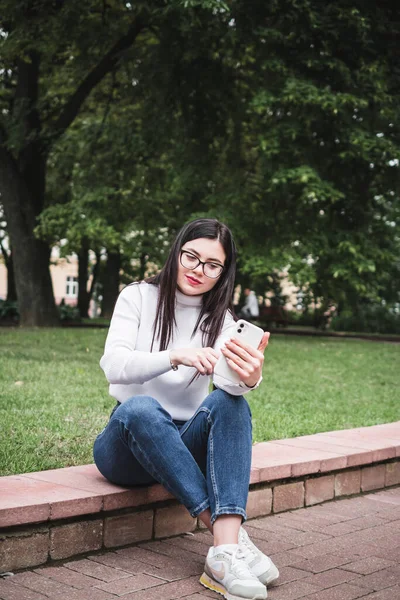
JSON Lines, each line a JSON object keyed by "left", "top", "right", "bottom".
{"left": 66, "top": 276, "right": 78, "bottom": 298}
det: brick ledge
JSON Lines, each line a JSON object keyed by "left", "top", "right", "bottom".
{"left": 1, "top": 422, "right": 400, "bottom": 572}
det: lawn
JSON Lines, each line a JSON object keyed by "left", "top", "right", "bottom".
{"left": 0, "top": 327, "right": 399, "bottom": 476}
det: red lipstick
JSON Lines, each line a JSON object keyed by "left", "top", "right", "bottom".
{"left": 186, "top": 275, "right": 201, "bottom": 285}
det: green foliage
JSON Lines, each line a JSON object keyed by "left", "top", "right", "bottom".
{"left": 0, "top": 299, "right": 82, "bottom": 324}
{"left": 1, "top": 0, "right": 399, "bottom": 320}
{"left": 58, "top": 302, "right": 81, "bottom": 323}
{"left": 0, "top": 299, "right": 19, "bottom": 323}
{"left": 211, "top": 0, "right": 400, "bottom": 312}
{"left": 285, "top": 310, "right": 316, "bottom": 327}
{"left": 330, "top": 304, "right": 400, "bottom": 335}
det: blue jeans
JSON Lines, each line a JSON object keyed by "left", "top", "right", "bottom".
{"left": 93, "top": 389, "right": 252, "bottom": 524}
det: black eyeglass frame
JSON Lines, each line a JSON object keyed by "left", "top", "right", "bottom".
{"left": 180, "top": 250, "right": 225, "bottom": 279}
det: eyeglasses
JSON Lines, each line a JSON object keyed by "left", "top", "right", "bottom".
{"left": 180, "top": 250, "right": 224, "bottom": 279}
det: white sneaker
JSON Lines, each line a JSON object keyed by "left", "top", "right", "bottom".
{"left": 238, "top": 528, "right": 279, "bottom": 586}
{"left": 200, "top": 544, "right": 267, "bottom": 600}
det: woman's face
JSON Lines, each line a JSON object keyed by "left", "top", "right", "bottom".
{"left": 177, "top": 237, "right": 226, "bottom": 296}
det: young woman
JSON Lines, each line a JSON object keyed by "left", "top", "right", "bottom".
{"left": 94, "top": 218, "right": 279, "bottom": 600}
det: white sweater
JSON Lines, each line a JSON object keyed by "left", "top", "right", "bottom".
{"left": 100, "top": 282, "right": 255, "bottom": 421}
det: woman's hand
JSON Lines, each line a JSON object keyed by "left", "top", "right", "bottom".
{"left": 221, "top": 332, "right": 270, "bottom": 387}
{"left": 169, "top": 347, "right": 220, "bottom": 376}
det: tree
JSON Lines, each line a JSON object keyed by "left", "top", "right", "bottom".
{"left": 34, "top": 1, "right": 239, "bottom": 315}
{"left": 205, "top": 1, "right": 400, "bottom": 312}
{"left": 0, "top": 1, "right": 150, "bottom": 324}
{"left": 2, "top": 0, "right": 399, "bottom": 327}
{"left": 36, "top": 87, "right": 197, "bottom": 317}
{"left": 0, "top": 0, "right": 238, "bottom": 325}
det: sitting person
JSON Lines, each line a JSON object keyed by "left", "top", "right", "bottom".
{"left": 94, "top": 218, "right": 279, "bottom": 600}
{"left": 239, "top": 288, "right": 260, "bottom": 321}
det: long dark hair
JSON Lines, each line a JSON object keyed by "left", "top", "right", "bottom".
{"left": 147, "top": 218, "right": 237, "bottom": 351}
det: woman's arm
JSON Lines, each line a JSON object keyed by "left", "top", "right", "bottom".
{"left": 100, "top": 285, "right": 222, "bottom": 384}
{"left": 100, "top": 285, "right": 171, "bottom": 385}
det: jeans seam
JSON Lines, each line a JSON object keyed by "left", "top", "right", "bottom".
{"left": 179, "top": 407, "right": 210, "bottom": 438}
{"left": 208, "top": 413, "right": 220, "bottom": 514}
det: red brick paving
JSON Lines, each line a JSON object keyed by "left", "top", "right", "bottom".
{"left": 1, "top": 487, "right": 399, "bottom": 600}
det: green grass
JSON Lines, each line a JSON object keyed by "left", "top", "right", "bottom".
{"left": 250, "top": 335, "right": 400, "bottom": 442}
{"left": 0, "top": 328, "right": 399, "bottom": 476}
{"left": 0, "top": 328, "right": 111, "bottom": 476}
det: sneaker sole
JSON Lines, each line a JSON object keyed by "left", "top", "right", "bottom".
{"left": 200, "top": 573, "right": 267, "bottom": 600}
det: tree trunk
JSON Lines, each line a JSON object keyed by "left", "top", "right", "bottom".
{"left": 101, "top": 250, "right": 121, "bottom": 319}
{"left": 6, "top": 250, "right": 17, "bottom": 302}
{"left": 0, "top": 52, "right": 58, "bottom": 326}
{"left": 0, "top": 147, "right": 59, "bottom": 326}
{"left": 77, "top": 237, "right": 90, "bottom": 318}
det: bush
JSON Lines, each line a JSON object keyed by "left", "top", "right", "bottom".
{"left": 0, "top": 300, "right": 82, "bottom": 324}
{"left": 58, "top": 302, "right": 81, "bottom": 322}
{"left": 330, "top": 305, "right": 400, "bottom": 335}
{"left": 0, "top": 299, "right": 19, "bottom": 323}
{"left": 286, "top": 310, "right": 315, "bottom": 327}
{"left": 286, "top": 309, "right": 330, "bottom": 329}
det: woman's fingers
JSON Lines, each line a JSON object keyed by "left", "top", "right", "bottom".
{"left": 196, "top": 348, "right": 220, "bottom": 375}
{"left": 171, "top": 347, "right": 221, "bottom": 374}
{"left": 224, "top": 355, "right": 254, "bottom": 380}
{"left": 225, "top": 339, "right": 249, "bottom": 360}
{"left": 194, "top": 361, "right": 209, "bottom": 375}
{"left": 221, "top": 345, "right": 260, "bottom": 374}
{"left": 201, "top": 357, "right": 214, "bottom": 374}
{"left": 221, "top": 334, "right": 269, "bottom": 387}
{"left": 226, "top": 339, "right": 264, "bottom": 366}
{"left": 205, "top": 349, "right": 220, "bottom": 365}
{"left": 229, "top": 332, "right": 270, "bottom": 358}
{"left": 258, "top": 332, "right": 270, "bottom": 353}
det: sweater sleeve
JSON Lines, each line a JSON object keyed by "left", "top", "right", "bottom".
{"left": 212, "top": 311, "right": 263, "bottom": 395}
{"left": 99, "top": 285, "right": 171, "bottom": 385}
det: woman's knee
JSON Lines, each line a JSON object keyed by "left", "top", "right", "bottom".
{"left": 207, "top": 388, "right": 251, "bottom": 418}
{"left": 114, "top": 395, "right": 166, "bottom": 426}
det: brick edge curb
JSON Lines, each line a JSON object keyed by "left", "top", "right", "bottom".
{"left": 1, "top": 459, "right": 399, "bottom": 573}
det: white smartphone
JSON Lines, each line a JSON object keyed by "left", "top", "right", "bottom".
{"left": 214, "top": 319, "right": 265, "bottom": 384}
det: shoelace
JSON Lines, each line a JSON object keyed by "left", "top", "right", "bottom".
{"left": 230, "top": 547, "right": 259, "bottom": 580}
{"left": 239, "top": 530, "right": 258, "bottom": 559}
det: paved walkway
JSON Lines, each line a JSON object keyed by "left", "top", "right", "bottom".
{"left": 1, "top": 487, "right": 400, "bottom": 600}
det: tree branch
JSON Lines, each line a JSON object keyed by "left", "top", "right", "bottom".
{"left": 52, "top": 17, "right": 145, "bottom": 143}
{"left": 93, "top": 70, "right": 117, "bottom": 145}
